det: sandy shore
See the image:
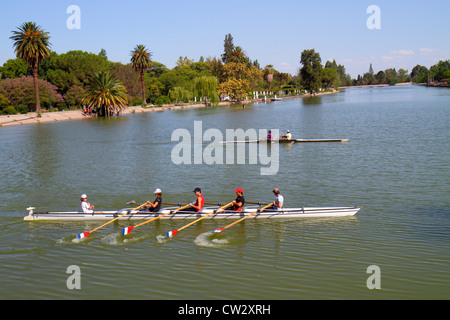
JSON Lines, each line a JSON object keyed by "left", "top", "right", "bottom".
{"left": 0, "top": 102, "right": 232, "bottom": 127}
{"left": 0, "top": 91, "right": 338, "bottom": 127}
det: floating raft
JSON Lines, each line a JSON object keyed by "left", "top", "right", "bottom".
{"left": 24, "top": 206, "right": 361, "bottom": 221}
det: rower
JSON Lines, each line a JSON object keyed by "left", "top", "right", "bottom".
{"left": 259, "top": 188, "right": 284, "bottom": 212}
{"left": 267, "top": 130, "right": 273, "bottom": 141}
{"left": 143, "top": 188, "right": 162, "bottom": 212}
{"left": 271, "top": 188, "right": 284, "bottom": 210}
{"left": 80, "top": 194, "right": 94, "bottom": 213}
{"left": 183, "top": 187, "right": 205, "bottom": 212}
{"left": 218, "top": 188, "right": 245, "bottom": 213}
{"left": 280, "top": 130, "right": 292, "bottom": 140}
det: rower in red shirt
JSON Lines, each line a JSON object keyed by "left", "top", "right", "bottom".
{"left": 184, "top": 187, "right": 205, "bottom": 212}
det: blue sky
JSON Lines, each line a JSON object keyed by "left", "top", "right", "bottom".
{"left": 1, "top": 0, "right": 449, "bottom": 77}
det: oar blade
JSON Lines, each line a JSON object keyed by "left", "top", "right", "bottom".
{"left": 166, "top": 229, "right": 178, "bottom": 238}
{"left": 121, "top": 226, "right": 134, "bottom": 236}
{"left": 214, "top": 228, "right": 224, "bottom": 233}
{"left": 77, "top": 232, "right": 90, "bottom": 239}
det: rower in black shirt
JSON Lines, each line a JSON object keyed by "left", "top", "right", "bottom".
{"left": 144, "top": 188, "right": 162, "bottom": 212}
{"left": 231, "top": 188, "right": 245, "bottom": 211}
{"left": 218, "top": 188, "right": 245, "bottom": 213}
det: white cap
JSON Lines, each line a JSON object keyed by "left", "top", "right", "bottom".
{"left": 81, "top": 194, "right": 87, "bottom": 199}
{"left": 153, "top": 188, "right": 162, "bottom": 194}
{"left": 287, "top": 130, "right": 290, "bottom": 132}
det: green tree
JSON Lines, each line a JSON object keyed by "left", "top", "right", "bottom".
{"left": 375, "top": 70, "right": 386, "bottom": 84}
{"left": 46, "top": 51, "right": 112, "bottom": 95}
{"left": 10, "top": 22, "right": 51, "bottom": 113}
{"left": 131, "top": 45, "right": 152, "bottom": 104}
{"left": 0, "top": 58, "right": 28, "bottom": 79}
{"left": 169, "top": 86, "right": 192, "bottom": 104}
{"left": 321, "top": 68, "right": 338, "bottom": 89}
{"left": 300, "top": 49, "right": 322, "bottom": 94}
{"left": 411, "top": 65, "right": 428, "bottom": 83}
{"left": 99, "top": 48, "right": 107, "bottom": 59}
{"left": 82, "top": 71, "right": 128, "bottom": 117}
{"left": 221, "top": 34, "right": 235, "bottom": 64}
{"left": 430, "top": 60, "right": 450, "bottom": 81}
{"left": 193, "top": 76, "right": 219, "bottom": 105}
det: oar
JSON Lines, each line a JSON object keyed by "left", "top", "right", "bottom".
{"left": 165, "top": 201, "right": 234, "bottom": 238}
{"left": 121, "top": 203, "right": 191, "bottom": 236}
{"left": 214, "top": 203, "right": 273, "bottom": 233}
{"left": 77, "top": 203, "right": 147, "bottom": 239}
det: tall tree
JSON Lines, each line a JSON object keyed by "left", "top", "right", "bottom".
{"left": 82, "top": 71, "right": 128, "bottom": 117}
{"left": 10, "top": 22, "right": 51, "bottom": 113}
{"left": 131, "top": 45, "right": 151, "bottom": 104}
{"left": 221, "top": 34, "right": 235, "bottom": 64}
{"left": 300, "top": 49, "right": 322, "bottom": 94}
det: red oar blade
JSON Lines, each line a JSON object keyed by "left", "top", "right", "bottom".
{"left": 77, "top": 232, "right": 90, "bottom": 239}
{"left": 166, "top": 230, "right": 178, "bottom": 238}
{"left": 121, "top": 226, "right": 134, "bottom": 236}
{"left": 214, "top": 228, "right": 224, "bottom": 233}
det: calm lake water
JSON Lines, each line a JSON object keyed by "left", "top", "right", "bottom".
{"left": 0, "top": 85, "right": 449, "bottom": 299}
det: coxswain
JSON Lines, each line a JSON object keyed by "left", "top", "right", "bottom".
{"left": 184, "top": 187, "right": 205, "bottom": 212}
{"left": 80, "top": 194, "right": 94, "bottom": 213}
{"left": 144, "top": 188, "right": 162, "bottom": 212}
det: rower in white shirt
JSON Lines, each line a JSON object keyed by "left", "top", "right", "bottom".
{"left": 80, "top": 194, "right": 94, "bottom": 213}
{"left": 272, "top": 188, "right": 284, "bottom": 210}
{"left": 281, "top": 130, "right": 292, "bottom": 140}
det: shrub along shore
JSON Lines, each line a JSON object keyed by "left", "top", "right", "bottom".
{"left": 0, "top": 90, "right": 340, "bottom": 127}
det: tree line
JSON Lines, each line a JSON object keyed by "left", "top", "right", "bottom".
{"left": 1, "top": 22, "right": 449, "bottom": 116}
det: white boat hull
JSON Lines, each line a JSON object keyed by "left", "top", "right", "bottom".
{"left": 24, "top": 206, "right": 362, "bottom": 221}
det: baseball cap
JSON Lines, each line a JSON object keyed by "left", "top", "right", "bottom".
{"left": 234, "top": 188, "right": 243, "bottom": 193}
{"left": 80, "top": 194, "right": 87, "bottom": 199}
{"left": 154, "top": 188, "right": 162, "bottom": 194}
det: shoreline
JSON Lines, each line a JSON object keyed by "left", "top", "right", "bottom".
{"left": 0, "top": 89, "right": 339, "bottom": 127}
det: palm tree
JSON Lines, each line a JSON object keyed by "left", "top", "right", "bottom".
{"left": 231, "top": 46, "right": 247, "bottom": 64}
{"left": 82, "top": 71, "right": 128, "bottom": 117}
{"left": 264, "top": 65, "right": 275, "bottom": 91}
{"left": 130, "top": 45, "right": 151, "bottom": 105}
{"left": 10, "top": 22, "right": 51, "bottom": 113}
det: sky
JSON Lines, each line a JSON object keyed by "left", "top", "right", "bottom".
{"left": 1, "top": 0, "right": 449, "bottom": 78}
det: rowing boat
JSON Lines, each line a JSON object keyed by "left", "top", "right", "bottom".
{"left": 220, "top": 138, "right": 349, "bottom": 144}
{"left": 23, "top": 206, "right": 361, "bottom": 221}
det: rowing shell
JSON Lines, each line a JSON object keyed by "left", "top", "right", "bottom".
{"left": 220, "top": 138, "right": 349, "bottom": 144}
{"left": 24, "top": 206, "right": 362, "bottom": 221}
